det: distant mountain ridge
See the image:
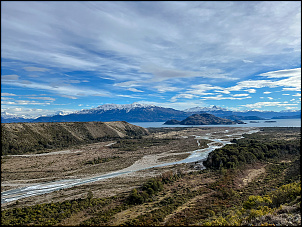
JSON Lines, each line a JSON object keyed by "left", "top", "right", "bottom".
{"left": 31, "top": 103, "right": 188, "bottom": 123}
{"left": 185, "top": 106, "right": 301, "bottom": 120}
{"left": 77, "top": 103, "right": 155, "bottom": 114}
{"left": 164, "top": 113, "right": 243, "bottom": 125}
{"left": 1, "top": 112, "right": 33, "bottom": 123}
{"left": 1, "top": 103, "right": 301, "bottom": 123}
{"left": 184, "top": 105, "right": 228, "bottom": 112}
{"left": 223, "top": 115, "right": 265, "bottom": 121}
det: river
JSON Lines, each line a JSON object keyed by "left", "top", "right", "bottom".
{"left": 1, "top": 127, "right": 259, "bottom": 204}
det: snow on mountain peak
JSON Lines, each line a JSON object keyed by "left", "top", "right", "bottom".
{"left": 1, "top": 111, "right": 35, "bottom": 119}
{"left": 184, "top": 105, "right": 228, "bottom": 112}
{"left": 76, "top": 103, "right": 156, "bottom": 114}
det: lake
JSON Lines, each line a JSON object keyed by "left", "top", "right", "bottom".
{"left": 130, "top": 118, "right": 301, "bottom": 128}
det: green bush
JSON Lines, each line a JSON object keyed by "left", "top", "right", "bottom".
{"left": 269, "top": 181, "right": 301, "bottom": 207}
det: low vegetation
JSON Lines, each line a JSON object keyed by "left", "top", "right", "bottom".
{"left": 1, "top": 121, "right": 148, "bottom": 155}
{"left": 1, "top": 127, "right": 300, "bottom": 226}
{"left": 109, "top": 137, "right": 175, "bottom": 151}
{"left": 85, "top": 156, "right": 120, "bottom": 165}
{"left": 203, "top": 130, "right": 300, "bottom": 170}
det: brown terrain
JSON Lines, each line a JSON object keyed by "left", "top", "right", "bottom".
{"left": 1, "top": 125, "right": 251, "bottom": 208}
{"left": 1, "top": 124, "right": 300, "bottom": 226}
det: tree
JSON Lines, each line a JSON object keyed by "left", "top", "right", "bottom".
{"left": 87, "top": 190, "right": 93, "bottom": 200}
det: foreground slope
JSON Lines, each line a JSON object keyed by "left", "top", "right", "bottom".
{"left": 1, "top": 121, "right": 149, "bottom": 155}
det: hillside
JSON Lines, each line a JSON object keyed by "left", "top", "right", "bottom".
{"left": 165, "top": 113, "right": 240, "bottom": 125}
{"left": 1, "top": 127, "right": 300, "bottom": 226}
{"left": 1, "top": 121, "right": 149, "bottom": 155}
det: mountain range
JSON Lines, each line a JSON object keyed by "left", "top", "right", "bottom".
{"left": 1, "top": 103, "right": 301, "bottom": 123}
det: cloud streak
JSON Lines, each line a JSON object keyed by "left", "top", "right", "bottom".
{"left": 1, "top": 1, "right": 301, "bottom": 116}
{"left": 2, "top": 1, "right": 300, "bottom": 81}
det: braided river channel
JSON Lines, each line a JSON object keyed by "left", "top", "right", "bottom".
{"left": 1, "top": 127, "right": 259, "bottom": 204}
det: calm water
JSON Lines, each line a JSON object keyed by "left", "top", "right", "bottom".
{"left": 130, "top": 118, "right": 301, "bottom": 128}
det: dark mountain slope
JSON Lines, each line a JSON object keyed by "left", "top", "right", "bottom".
{"left": 32, "top": 106, "right": 189, "bottom": 123}
{"left": 165, "top": 113, "right": 241, "bottom": 125}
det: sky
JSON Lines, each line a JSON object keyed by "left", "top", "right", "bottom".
{"left": 1, "top": 1, "right": 301, "bottom": 118}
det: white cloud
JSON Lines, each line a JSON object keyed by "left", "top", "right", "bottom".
{"left": 117, "top": 94, "right": 141, "bottom": 99}
{"left": 67, "top": 80, "right": 81, "bottom": 84}
{"left": 245, "top": 89, "right": 257, "bottom": 93}
{"left": 3, "top": 1, "right": 300, "bottom": 81}
{"left": 263, "top": 91, "right": 271, "bottom": 94}
{"left": 284, "top": 106, "right": 298, "bottom": 110}
{"left": 188, "top": 84, "right": 225, "bottom": 95}
{"left": 1, "top": 93, "right": 17, "bottom": 96}
{"left": 1, "top": 1, "right": 301, "bottom": 114}
{"left": 201, "top": 95, "right": 251, "bottom": 101}
{"left": 3, "top": 80, "right": 110, "bottom": 98}
{"left": 140, "top": 64, "right": 233, "bottom": 82}
{"left": 114, "top": 81, "right": 139, "bottom": 87}
{"left": 153, "top": 85, "right": 180, "bottom": 93}
{"left": 283, "top": 87, "right": 301, "bottom": 91}
{"left": 226, "top": 68, "right": 301, "bottom": 92}
{"left": 1, "top": 107, "right": 76, "bottom": 118}
{"left": 60, "top": 95, "right": 78, "bottom": 99}
{"left": 214, "top": 90, "right": 231, "bottom": 94}
{"left": 170, "top": 94, "right": 196, "bottom": 102}
{"left": 1, "top": 100, "right": 51, "bottom": 105}
{"left": 259, "top": 68, "right": 301, "bottom": 78}
{"left": 241, "top": 101, "right": 298, "bottom": 109}
{"left": 27, "top": 97, "right": 56, "bottom": 101}
{"left": 127, "top": 88, "right": 144, "bottom": 93}
{"left": 228, "top": 80, "right": 276, "bottom": 91}
{"left": 243, "top": 59, "right": 254, "bottom": 63}
{"left": 232, "top": 94, "right": 249, "bottom": 97}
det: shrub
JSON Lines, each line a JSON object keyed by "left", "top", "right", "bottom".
{"left": 269, "top": 181, "right": 301, "bottom": 207}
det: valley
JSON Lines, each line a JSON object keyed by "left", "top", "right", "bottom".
{"left": 1, "top": 123, "right": 300, "bottom": 226}
{"left": 2, "top": 126, "right": 253, "bottom": 205}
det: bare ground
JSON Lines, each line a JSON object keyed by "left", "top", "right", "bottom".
{"left": 1, "top": 127, "right": 256, "bottom": 208}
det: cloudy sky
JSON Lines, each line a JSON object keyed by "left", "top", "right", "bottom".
{"left": 1, "top": 1, "right": 301, "bottom": 117}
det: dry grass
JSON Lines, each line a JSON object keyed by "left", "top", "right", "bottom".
{"left": 1, "top": 127, "right": 255, "bottom": 209}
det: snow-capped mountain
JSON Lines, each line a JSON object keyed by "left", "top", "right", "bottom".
{"left": 1, "top": 112, "right": 35, "bottom": 123}
{"left": 46, "top": 110, "right": 75, "bottom": 117}
{"left": 2, "top": 103, "right": 300, "bottom": 123}
{"left": 184, "top": 105, "right": 228, "bottom": 112}
{"left": 32, "top": 103, "right": 188, "bottom": 123}
{"left": 76, "top": 103, "right": 155, "bottom": 114}
{"left": 1, "top": 112, "right": 33, "bottom": 119}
